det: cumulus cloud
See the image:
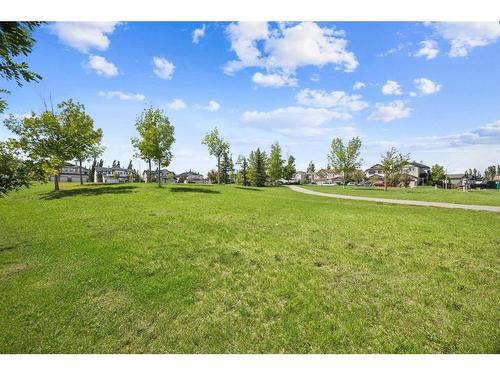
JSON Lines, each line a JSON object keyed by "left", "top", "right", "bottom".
{"left": 167, "top": 98, "right": 187, "bottom": 110}
{"left": 241, "top": 106, "right": 350, "bottom": 128}
{"left": 49, "top": 22, "right": 119, "bottom": 53}
{"left": 429, "top": 22, "right": 500, "bottom": 57}
{"left": 87, "top": 55, "right": 119, "bottom": 77}
{"left": 252, "top": 72, "right": 297, "bottom": 87}
{"left": 192, "top": 24, "right": 206, "bottom": 44}
{"left": 224, "top": 22, "right": 358, "bottom": 83}
{"left": 368, "top": 100, "right": 412, "bottom": 122}
{"left": 414, "top": 40, "right": 439, "bottom": 60}
{"left": 353, "top": 81, "right": 366, "bottom": 90}
{"left": 98, "top": 91, "right": 145, "bottom": 101}
{"left": 413, "top": 78, "right": 442, "bottom": 95}
{"left": 295, "top": 89, "right": 368, "bottom": 112}
{"left": 435, "top": 120, "right": 500, "bottom": 147}
{"left": 382, "top": 80, "right": 403, "bottom": 96}
{"left": 152, "top": 56, "right": 175, "bottom": 80}
{"left": 204, "top": 100, "right": 220, "bottom": 112}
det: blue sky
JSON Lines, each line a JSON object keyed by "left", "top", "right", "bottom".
{"left": 1, "top": 21, "right": 499, "bottom": 174}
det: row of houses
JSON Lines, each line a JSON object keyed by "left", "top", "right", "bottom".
{"left": 295, "top": 161, "right": 432, "bottom": 187}
{"left": 51, "top": 162, "right": 208, "bottom": 184}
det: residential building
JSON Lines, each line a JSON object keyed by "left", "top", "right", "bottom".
{"left": 404, "top": 162, "right": 431, "bottom": 186}
{"left": 364, "top": 163, "right": 384, "bottom": 179}
{"left": 294, "top": 171, "right": 308, "bottom": 183}
{"left": 50, "top": 162, "right": 89, "bottom": 183}
{"left": 176, "top": 170, "right": 207, "bottom": 183}
{"left": 313, "top": 169, "right": 344, "bottom": 185}
{"left": 94, "top": 166, "right": 130, "bottom": 183}
{"left": 143, "top": 169, "right": 175, "bottom": 183}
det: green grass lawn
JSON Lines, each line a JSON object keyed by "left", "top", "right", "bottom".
{"left": 303, "top": 184, "right": 500, "bottom": 206}
{"left": 0, "top": 183, "right": 499, "bottom": 353}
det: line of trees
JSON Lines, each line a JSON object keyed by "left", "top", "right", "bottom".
{"left": 201, "top": 128, "right": 296, "bottom": 187}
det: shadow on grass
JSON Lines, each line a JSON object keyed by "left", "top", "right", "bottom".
{"left": 234, "top": 186, "right": 263, "bottom": 192}
{"left": 169, "top": 186, "right": 220, "bottom": 194}
{"left": 39, "top": 185, "right": 138, "bottom": 200}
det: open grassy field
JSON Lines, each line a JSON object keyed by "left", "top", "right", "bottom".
{"left": 0, "top": 183, "right": 499, "bottom": 353}
{"left": 303, "top": 185, "right": 500, "bottom": 206}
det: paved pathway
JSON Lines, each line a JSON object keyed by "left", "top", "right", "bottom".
{"left": 287, "top": 185, "right": 500, "bottom": 213}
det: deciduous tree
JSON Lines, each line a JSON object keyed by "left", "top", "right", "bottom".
{"left": 202, "top": 127, "right": 229, "bottom": 184}
{"left": 327, "top": 137, "right": 362, "bottom": 188}
{"left": 380, "top": 147, "right": 410, "bottom": 192}
{"left": 267, "top": 142, "right": 284, "bottom": 185}
{"left": 131, "top": 107, "right": 175, "bottom": 187}
{"left": 0, "top": 22, "right": 44, "bottom": 113}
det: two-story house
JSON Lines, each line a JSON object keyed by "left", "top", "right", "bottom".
{"left": 143, "top": 169, "right": 175, "bottom": 183}
{"left": 94, "top": 166, "right": 130, "bottom": 183}
{"left": 50, "top": 162, "right": 89, "bottom": 183}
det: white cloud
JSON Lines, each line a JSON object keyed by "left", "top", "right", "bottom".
{"left": 377, "top": 43, "right": 404, "bottom": 57}
{"left": 413, "top": 78, "right": 442, "bottom": 95}
{"left": 224, "top": 22, "right": 269, "bottom": 74}
{"left": 434, "top": 120, "right": 500, "bottom": 147}
{"left": 192, "top": 24, "right": 206, "bottom": 44}
{"left": 152, "top": 56, "right": 175, "bottom": 80}
{"left": 429, "top": 22, "right": 500, "bottom": 57}
{"left": 414, "top": 40, "right": 439, "bottom": 60}
{"left": 87, "top": 55, "right": 118, "bottom": 77}
{"left": 241, "top": 106, "right": 350, "bottom": 128}
{"left": 252, "top": 72, "right": 297, "bottom": 87}
{"left": 98, "top": 91, "right": 145, "bottom": 101}
{"left": 381, "top": 80, "right": 403, "bottom": 96}
{"left": 224, "top": 22, "right": 358, "bottom": 81}
{"left": 310, "top": 74, "right": 320, "bottom": 82}
{"left": 204, "top": 100, "right": 220, "bottom": 112}
{"left": 368, "top": 100, "right": 412, "bottom": 122}
{"left": 353, "top": 81, "right": 366, "bottom": 90}
{"left": 49, "top": 22, "right": 118, "bottom": 53}
{"left": 167, "top": 98, "right": 187, "bottom": 110}
{"left": 295, "top": 89, "right": 368, "bottom": 112}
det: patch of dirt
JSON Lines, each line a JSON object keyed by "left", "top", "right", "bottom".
{"left": 0, "top": 263, "right": 29, "bottom": 278}
{"left": 85, "top": 289, "right": 131, "bottom": 311}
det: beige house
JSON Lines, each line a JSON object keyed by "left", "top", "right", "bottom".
{"left": 94, "top": 166, "right": 130, "bottom": 183}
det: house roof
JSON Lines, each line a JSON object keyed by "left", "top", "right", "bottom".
{"left": 447, "top": 173, "right": 465, "bottom": 179}
{"left": 410, "top": 161, "right": 430, "bottom": 169}
{"left": 95, "top": 166, "right": 129, "bottom": 172}
{"left": 365, "top": 164, "right": 383, "bottom": 172}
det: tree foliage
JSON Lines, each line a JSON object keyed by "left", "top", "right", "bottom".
{"left": 249, "top": 148, "right": 267, "bottom": 187}
{"left": 0, "top": 141, "right": 41, "bottom": 196}
{"left": 380, "top": 147, "right": 410, "bottom": 191}
{"left": 327, "top": 137, "right": 362, "bottom": 186}
{"left": 430, "top": 164, "right": 445, "bottom": 186}
{"left": 283, "top": 155, "right": 296, "bottom": 181}
{"left": 3, "top": 99, "right": 101, "bottom": 191}
{"left": 201, "top": 127, "right": 229, "bottom": 184}
{"left": 267, "top": 142, "right": 284, "bottom": 184}
{"left": 0, "top": 22, "right": 44, "bottom": 113}
{"left": 236, "top": 155, "right": 249, "bottom": 186}
{"left": 131, "top": 107, "right": 175, "bottom": 187}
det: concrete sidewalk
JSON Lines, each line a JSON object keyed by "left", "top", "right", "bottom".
{"left": 288, "top": 185, "right": 500, "bottom": 213}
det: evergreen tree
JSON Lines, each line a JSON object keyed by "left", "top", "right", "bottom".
{"left": 307, "top": 160, "right": 315, "bottom": 174}
{"left": 116, "top": 161, "right": 121, "bottom": 169}
{"left": 112, "top": 160, "right": 116, "bottom": 168}
{"left": 283, "top": 155, "right": 296, "bottom": 181}
{"left": 251, "top": 148, "right": 267, "bottom": 187}
{"left": 267, "top": 142, "right": 284, "bottom": 185}
{"left": 220, "top": 150, "right": 234, "bottom": 184}
{"left": 237, "top": 155, "right": 249, "bottom": 186}
{"left": 88, "top": 159, "right": 96, "bottom": 182}
{"left": 127, "top": 160, "right": 133, "bottom": 170}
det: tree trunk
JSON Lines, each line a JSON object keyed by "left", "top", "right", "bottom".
{"left": 217, "top": 154, "right": 221, "bottom": 184}
{"left": 384, "top": 176, "right": 388, "bottom": 192}
{"left": 79, "top": 159, "right": 83, "bottom": 185}
{"left": 54, "top": 174, "right": 60, "bottom": 191}
{"left": 148, "top": 159, "right": 152, "bottom": 183}
{"left": 158, "top": 159, "right": 161, "bottom": 187}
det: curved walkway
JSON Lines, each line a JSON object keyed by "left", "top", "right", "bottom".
{"left": 288, "top": 185, "right": 500, "bottom": 213}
